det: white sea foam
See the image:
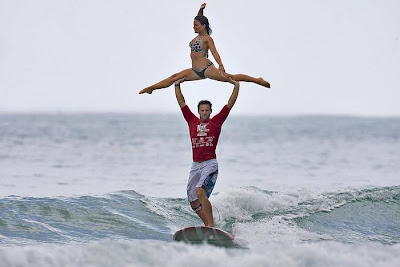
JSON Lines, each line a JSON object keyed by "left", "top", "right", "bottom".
{"left": 1, "top": 240, "right": 399, "bottom": 267}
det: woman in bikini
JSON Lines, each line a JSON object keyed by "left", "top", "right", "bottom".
{"left": 139, "top": 3, "right": 270, "bottom": 94}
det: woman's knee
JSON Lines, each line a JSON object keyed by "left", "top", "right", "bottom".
{"left": 168, "top": 73, "right": 180, "bottom": 81}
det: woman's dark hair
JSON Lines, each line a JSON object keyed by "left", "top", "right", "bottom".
{"left": 198, "top": 100, "right": 212, "bottom": 111}
{"left": 194, "top": 15, "right": 212, "bottom": 35}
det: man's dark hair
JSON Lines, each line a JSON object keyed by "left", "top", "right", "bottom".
{"left": 197, "top": 100, "right": 212, "bottom": 111}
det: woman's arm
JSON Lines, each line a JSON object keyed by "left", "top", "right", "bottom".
{"left": 197, "top": 3, "right": 206, "bottom": 16}
{"left": 206, "top": 36, "right": 226, "bottom": 75}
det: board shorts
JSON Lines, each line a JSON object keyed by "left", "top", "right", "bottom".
{"left": 187, "top": 159, "right": 218, "bottom": 202}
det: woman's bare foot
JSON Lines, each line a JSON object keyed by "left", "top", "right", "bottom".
{"left": 139, "top": 87, "right": 154, "bottom": 94}
{"left": 257, "top": 78, "right": 270, "bottom": 88}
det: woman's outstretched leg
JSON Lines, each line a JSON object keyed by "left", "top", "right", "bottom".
{"left": 204, "top": 66, "right": 270, "bottom": 88}
{"left": 230, "top": 74, "right": 270, "bottom": 88}
{"left": 139, "top": 68, "right": 201, "bottom": 94}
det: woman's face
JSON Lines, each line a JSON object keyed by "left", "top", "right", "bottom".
{"left": 193, "top": 20, "right": 205, "bottom": 33}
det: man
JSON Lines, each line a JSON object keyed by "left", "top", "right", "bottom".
{"left": 174, "top": 77, "right": 239, "bottom": 227}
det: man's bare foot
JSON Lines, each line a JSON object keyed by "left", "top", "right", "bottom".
{"left": 139, "top": 88, "right": 154, "bottom": 94}
{"left": 257, "top": 78, "right": 270, "bottom": 88}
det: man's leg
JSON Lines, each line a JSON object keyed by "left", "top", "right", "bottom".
{"left": 187, "top": 159, "right": 217, "bottom": 227}
{"left": 189, "top": 199, "right": 208, "bottom": 226}
{"left": 196, "top": 188, "right": 214, "bottom": 227}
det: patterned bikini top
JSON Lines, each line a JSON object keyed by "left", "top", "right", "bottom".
{"left": 189, "top": 36, "right": 208, "bottom": 56}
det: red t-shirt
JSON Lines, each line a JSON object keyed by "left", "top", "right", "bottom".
{"left": 181, "top": 104, "right": 230, "bottom": 162}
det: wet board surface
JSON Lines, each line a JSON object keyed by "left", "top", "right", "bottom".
{"left": 173, "top": 226, "right": 236, "bottom": 247}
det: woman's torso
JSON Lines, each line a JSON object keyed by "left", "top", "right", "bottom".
{"left": 189, "top": 35, "right": 211, "bottom": 69}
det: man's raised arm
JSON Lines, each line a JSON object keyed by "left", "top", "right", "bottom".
{"left": 197, "top": 3, "right": 206, "bottom": 16}
{"left": 227, "top": 78, "right": 240, "bottom": 110}
{"left": 175, "top": 78, "right": 187, "bottom": 108}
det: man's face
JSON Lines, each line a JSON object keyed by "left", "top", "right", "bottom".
{"left": 198, "top": 104, "right": 212, "bottom": 121}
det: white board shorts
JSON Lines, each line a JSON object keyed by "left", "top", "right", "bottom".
{"left": 187, "top": 159, "right": 218, "bottom": 202}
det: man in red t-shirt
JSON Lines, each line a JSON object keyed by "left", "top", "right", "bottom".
{"left": 174, "top": 77, "right": 239, "bottom": 227}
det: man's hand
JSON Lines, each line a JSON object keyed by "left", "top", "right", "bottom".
{"left": 174, "top": 77, "right": 186, "bottom": 87}
{"left": 228, "top": 77, "right": 238, "bottom": 85}
{"left": 200, "top": 3, "right": 206, "bottom": 10}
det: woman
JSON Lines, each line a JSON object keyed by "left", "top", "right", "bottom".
{"left": 139, "top": 3, "right": 270, "bottom": 94}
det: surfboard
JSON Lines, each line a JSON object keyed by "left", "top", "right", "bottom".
{"left": 173, "top": 226, "right": 235, "bottom": 247}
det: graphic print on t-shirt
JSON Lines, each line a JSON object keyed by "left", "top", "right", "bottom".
{"left": 197, "top": 122, "right": 209, "bottom": 136}
{"left": 191, "top": 122, "right": 214, "bottom": 148}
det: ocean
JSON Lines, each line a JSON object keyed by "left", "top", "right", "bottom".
{"left": 0, "top": 113, "right": 399, "bottom": 266}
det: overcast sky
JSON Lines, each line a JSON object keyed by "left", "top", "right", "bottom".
{"left": 1, "top": 0, "right": 399, "bottom": 116}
